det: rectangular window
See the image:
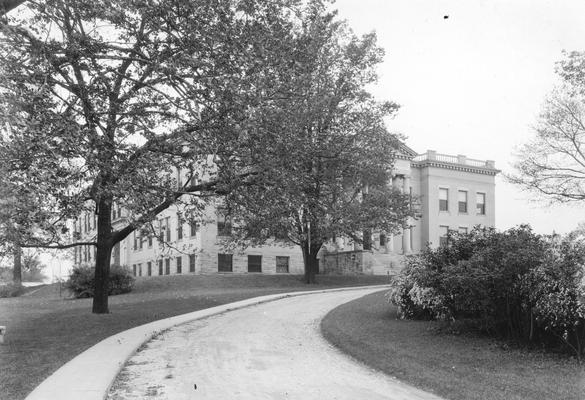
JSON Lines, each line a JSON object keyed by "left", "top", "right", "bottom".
{"left": 133, "top": 231, "right": 137, "bottom": 251}
{"left": 165, "top": 258, "right": 171, "bottom": 275}
{"left": 458, "top": 190, "right": 468, "bottom": 213}
{"left": 139, "top": 232, "right": 143, "bottom": 250}
{"left": 176, "top": 168, "right": 183, "bottom": 189}
{"left": 458, "top": 226, "right": 468, "bottom": 235}
{"left": 189, "top": 254, "right": 196, "bottom": 273}
{"left": 176, "top": 256, "right": 182, "bottom": 274}
{"left": 477, "top": 192, "right": 486, "bottom": 215}
{"left": 276, "top": 256, "right": 289, "bottom": 273}
{"left": 379, "top": 233, "right": 386, "bottom": 247}
{"left": 132, "top": 264, "right": 136, "bottom": 276}
{"left": 217, "top": 209, "right": 232, "bottom": 236}
{"left": 138, "top": 263, "right": 142, "bottom": 277}
{"left": 190, "top": 220, "right": 198, "bottom": 237}
{"left": 439, "top": 188, "right": 449, "bottom": 211}
{"left": 439, "top": 225, "right": 449, "bottom": 247}
{"left": 165, "top": 217, "right": 171, "bottom": 241}
{"left": 248, "top": 255, "right": 262, "bottom": 273}
{"left": 177, "top": 213, "right": 183, "bottom": 240}
{"left": 147, "top": 261, "right": 152, "bottom": 276}
{"left": 158, "top": 220, "right": 164, "bottom": 243}
{"left": 113, "top": 243, "right": 121, "bottom": 265}
{"left": 148, "top": 235, "right": 153, "bottom": 248}
{"left": 158, "top": 260, "right": 163, "bottom": 275}
{"left": 218, "top": 253, "right": 233, "bottom": 272}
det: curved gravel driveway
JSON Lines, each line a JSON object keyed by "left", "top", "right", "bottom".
{"left": 107, "top": 288, "right": 444, "bottom": 400}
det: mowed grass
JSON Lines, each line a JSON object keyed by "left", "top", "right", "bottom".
{"left": 321, "top": 291, "right": 585, "bottom": 400}
{"left": 0, "top": 273, "right": 389, "bottom": 400}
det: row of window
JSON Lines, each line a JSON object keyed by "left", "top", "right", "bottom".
{"left": 438, "top": 188, "right": 486, "bottom": 215}
{"left": 132, "top": 215, "right": 199, "bottom": 251}
{"left": 73, "top": 245, "right": 96, "bottom": 264}
{"left": 218, "top": 254, "right": 290, "bottom": 273}
{"left": 131, "top": 254, "right": 291, "bottom": 276}
{"left": 76, "top": 206, "right": 125, "bottom": 235}
{"left": 133, "top": 254, "right": 197, "bottom": 277}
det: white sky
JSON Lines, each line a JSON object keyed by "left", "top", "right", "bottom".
{"left": 334, "top": 0, "right": 585, "bottom": 234}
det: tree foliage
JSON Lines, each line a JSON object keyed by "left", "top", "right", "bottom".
{"left": 64, "top": 263, "right": 134, "bottom": 298}
{"left": 510, "top": 51, "right": 585, "bottom": 202}
{"left": 388, "top": 225, "right": 585, "bottom": 361}
{"left": 0, "top": 0, "right": 306, "bottom": 312}
{"left": 223, "top": 4, "right": 412, "bottom": 283}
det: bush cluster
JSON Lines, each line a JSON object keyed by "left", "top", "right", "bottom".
{"left": 65, "top": 264, "right": 135, "bottom": 298}
{"left": 388, "top": 225, "right": 585, "bottom": 360}
{"left": 0, "top": 283, "right": 25, "bottom": 298}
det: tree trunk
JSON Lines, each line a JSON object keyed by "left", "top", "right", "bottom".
{"left": 92, "top": 199, "right": 113, "bottom": 314}
{"left": 12, "top": 244, "right": 22, "bottom": 284}
{"left": 301, "top": 242, "right": 319, "bottom": 284}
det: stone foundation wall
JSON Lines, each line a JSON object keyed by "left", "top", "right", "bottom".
{"left": 321, "top": 250, "right": 405, "bottom": 276}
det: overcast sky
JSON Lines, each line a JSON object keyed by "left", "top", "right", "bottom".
{"left": 334, "top": 0, "right": 585, "bottom": 234}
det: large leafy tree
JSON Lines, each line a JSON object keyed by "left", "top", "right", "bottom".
{"left": 0, "top": 0, "right": 302, "bottom": 313}
{"left": 224, "top": 5, "right": 413, "bottom": 283}
{"left": 510, "top": 51, "right": 585, "bottom": 202}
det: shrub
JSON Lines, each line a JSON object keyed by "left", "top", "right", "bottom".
{"left": 0, "top": 283, "right": 25, "bottom": 298}
{"left": 388, "top": 225, "right": 585, "bottom": 360}
{"left": 65, "top": 264, "right": 134, "bottom": 298}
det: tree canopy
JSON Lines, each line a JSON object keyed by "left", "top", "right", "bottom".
{"left": 0, "top": 0, "right": 306, "bottom": 312}
{"left": 223, "top": 5, "right": 413, "bottom": 283}
{"left": 0, "top": 0, "right": 411, "bottom": 304}
{"left": 510, "top": 51, "right": 585, "bottom": 202}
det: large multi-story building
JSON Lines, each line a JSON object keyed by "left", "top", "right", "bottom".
{"left": 72, "top": 145, "right": 499, "bottom": 276}
{"left": 320, "top": 145, "right": 498, "bottom": 275}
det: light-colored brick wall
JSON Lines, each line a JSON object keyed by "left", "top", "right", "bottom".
{"left": 75, "top": 147, "right": 498, "bottom": 277}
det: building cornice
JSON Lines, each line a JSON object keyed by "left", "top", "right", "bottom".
{"left": 411, "top": 160, "right": 500, "bottom": 176}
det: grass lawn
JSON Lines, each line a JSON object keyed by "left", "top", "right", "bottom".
{"left": 0, "top": 273, "right": 388, "bottom": 400}
{"left": 321, "top": 290, "right": 585, "bottom": 400}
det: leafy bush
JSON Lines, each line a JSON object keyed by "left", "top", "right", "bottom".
{"left": 388, "top": 225, "right": 585, "bottom": 360}
{"left": 0, "top": 283, "right": 25, "bottom": 298}
{"left": 65, "top": 264, "right": 134, "bottom": 298}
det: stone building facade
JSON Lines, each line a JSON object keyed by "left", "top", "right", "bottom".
{"left": 73, "top": 145, "right": 499, "bottom": 276}
{"left": 320, "top": 145, "right": 499, "bottom": 275}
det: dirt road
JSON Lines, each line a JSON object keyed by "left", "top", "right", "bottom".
{"left": 108, "top": 287, "right": 443, "bottom": 400}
